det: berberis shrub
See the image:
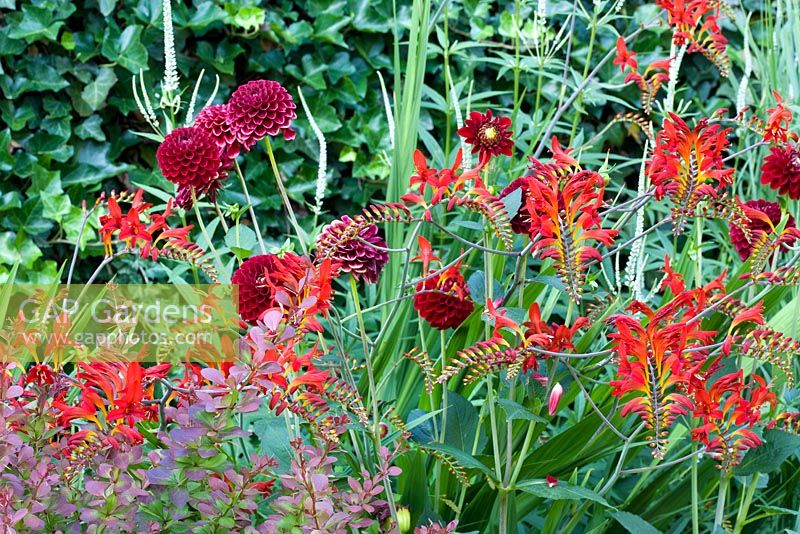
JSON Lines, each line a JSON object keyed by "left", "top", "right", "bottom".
{"left": 2, "top": 0, "right": 800, "bottom": 532}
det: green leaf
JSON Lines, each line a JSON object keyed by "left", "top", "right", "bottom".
{"left": 517, "top": 480, "right": 611, "bottom": 508}
{"left": 0, "top": 231, "right": 42, "bottom": 269}
{"left": 610, "top": 511, "right": 662, "bottom": 534}
{"left": 225, "top": 225, "right": 258, "bottom": 260}
{"left": 81, "top": 68, "right": 117, "bottom": 111}
{"left": 498, "top": 399, "right": 547, "bottom": 422}
{"left": 735, "top": 429, "right": 800, "bottom": 475}
{"left": 75, "top": 115, "right": 106, "bottom": 141}
{"left": 99, "top": 0, "right": 117, "bottom": 17}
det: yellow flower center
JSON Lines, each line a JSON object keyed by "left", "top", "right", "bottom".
{"left": 483, "top": 126, "right": 497, "bottom": 140}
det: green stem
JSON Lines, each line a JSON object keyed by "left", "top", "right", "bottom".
{"left": 214, "top": 202, "right": 229, "bottom": 233}
{"left": 191, "top": 188, "right": 229, "bottom": 283}
{"left": 264, "top": 138, "right": 308, "bottom": 254}
{"left": 569, "top": 9, "right": 599, "bottom": 139}
{"left": 714, "top": 473, "right": 731, "bottom": 530}
{"left": 233, "top": 159, "right": 266, "bottom": 254}
{"left": 691, "top": 443, "right": 700, "bottom": 534}
{"left": 349, "top": 275, "right": 379, "bottom": 432}
{"left": 733, "top": 473, "right": 760, "bottom": 534}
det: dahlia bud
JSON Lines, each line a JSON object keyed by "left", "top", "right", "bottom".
{"left": 227, "top": 79, "right": 297, "bottom": 149}
{"left": 548, "top": 382, "right": 563, "bottom": 416}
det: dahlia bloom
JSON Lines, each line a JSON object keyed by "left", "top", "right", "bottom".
{"left": 156, "top": 126, "right": 226, "bottom": 202}
{"left": 730, "top": 199, "right": 797, "bottom": 260}
{"left": 315, "top": 216, "right": 389, "bottom": 284}
{"left": 413, "top": 264, "right": 474, "bottom": 330}
{"left": 227, "top": 79, "right": 297, "bottom": 149}
{"left": 193, "top": 104, "right": 241, "bottom": 160}
{"left": 499, "top": 177, "right": 532, "bottom": 235}
{"left": 761, "top": 144, "right": 800, "bottom": 200}
{"left": 457, "top": 109, "right": 513, "bottom": 163}
{"left": 231, "top": 253, "right": 309, "bottom": 324}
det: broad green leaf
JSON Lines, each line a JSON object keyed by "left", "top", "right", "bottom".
{"left": 736, "top": 429, "right": 800, "bottom": 476}
{"left": 517, "top": 479, "right": 611, "bottom": 507}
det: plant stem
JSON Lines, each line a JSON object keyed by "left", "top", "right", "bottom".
{"left": 733, "top": 473, "right": 760, "bottom": 534}
{"left": 264, "top": 138, "right": 308, "bottom": 254}
{"left": 349, "top": 275, "right": 380, "bottom": 433}
{"left": 233, "top": 159, "right": 266, "bottom": 254}
{"left": 714, "top": 473, "right": 731, "bottom": 530}
{"left": 191, "top": 188, "right": 229, "bottom": 283}
{"left": 692, "top": 443, "right": 700, "bottom": 534}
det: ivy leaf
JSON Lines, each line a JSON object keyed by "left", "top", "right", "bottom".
{"left": 99, "top": 0, "right": 117, "bottom": 17}
{"left": 75, "top": 115, "right": 106, "bottom": 141}
{"left": 81, "top": 68, "right": 117, "bottom": 111}
{"left": 0, "top": 231, "right": 42, "bottom": 269}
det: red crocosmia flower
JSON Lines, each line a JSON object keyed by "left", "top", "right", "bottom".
{"left": 656, "top": 0, "right": 729, "bottom": 75}
{"left": 625, "top": 58, "right": 672, "bottom": 114}
{"left": 499, "top": 178, "right": 532, "bottom": 235}
{"left": 315, "top": 215, "right": 389, "bottom": 284}
{"left": 411, "top": 236, "right": 441, "bottom": 274}
{"left": 106, "top": 364, "right": 154, "bottom": 426}
{"left": 25, "top": 363, "right": 55, "bottom": 386}
{"left": 156, "top": 126, "right": 225, "bottom": 199}
{"left": 688, "top": 370, "right": 776, "bottom": 468}
{"left": 546, "top": 475, "right": 558, "bottom": 488}
{"left": 414, "top": 263, "right": 474, "bottom": 330}
{"left": 232, "top": 253, "right": 310, "bottom": 325}
{"left": 524, "top": 138, "right": 618, "bottom": 303}
{"left": 661, "top": 255, "right": 685, "bottom": 294}
{"left": 609, "top": 297, "right": 717, "bottom": 458}
{"left": 193, "top": 104, "right": 241, "bottom": 160}
{"left": 648, "top": 114, "right": 734, "bottom": 234}
{"left": 761, "top": 144, "right": 800, "bottom": 200}
{"left": 613, "top": 37, "right": 637, "bottom": 72}
{"left": 227, "top": 79, "right": 297, "bottom": 149}
{"left": 457, "top": 109, "right": 513, "bottom": 163}
{"left": 763, "top": 91, "right": 793, "bottom": 143}
{"left": 520, "top": 302, "right": 587, "bottom": 373}
{"left": 730, "top": 199, "right": 798, "bottom": 260}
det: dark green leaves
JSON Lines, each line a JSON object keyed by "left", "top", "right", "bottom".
{"left": 736, "top": 429, "right": 800, "bottom": 476}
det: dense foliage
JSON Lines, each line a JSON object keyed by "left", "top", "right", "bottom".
{"left": 2, "top": 0, "right": 800, "bottom": 533}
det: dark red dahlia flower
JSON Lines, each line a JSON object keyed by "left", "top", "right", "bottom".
{"left": 730, "top": 199, "right": 797, "bottom": 260}
{"left": 413, "top": 265, "right": 474, "bottom": 330}
{"left": 232, "top": 253, "right": 308, "bottom": 324}
{"left": 457, "top": 109, "right": 513, "bottom": 163}
{"left": 761, "top": 145, "right": 800, "bottom": 200}
{"left": 193, "top": 104, "right": 241, "bottom": 160}
{"left": 500, "top": 177, "right": 532, "bottom": 235}
{"left": 316, "top": 216, "right": 389, "bottom": 284}
{"left": 227, "top": 80, "right": 297, "bottom": 149}
{"left": 156, "top": 126, "right": 224, "bottom": 197}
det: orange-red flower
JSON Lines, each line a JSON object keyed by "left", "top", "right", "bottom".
{"left": 524, "top": 138, "right": 618, "bottom": 303}
{"left": 763, "top": 91, "right": 793, "bottom": 143}
{"left": 730, "top": 199, "right": 798, "bottom": 260}
{"left": 612, "top": 37, "right": 637, "bottom": 72}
